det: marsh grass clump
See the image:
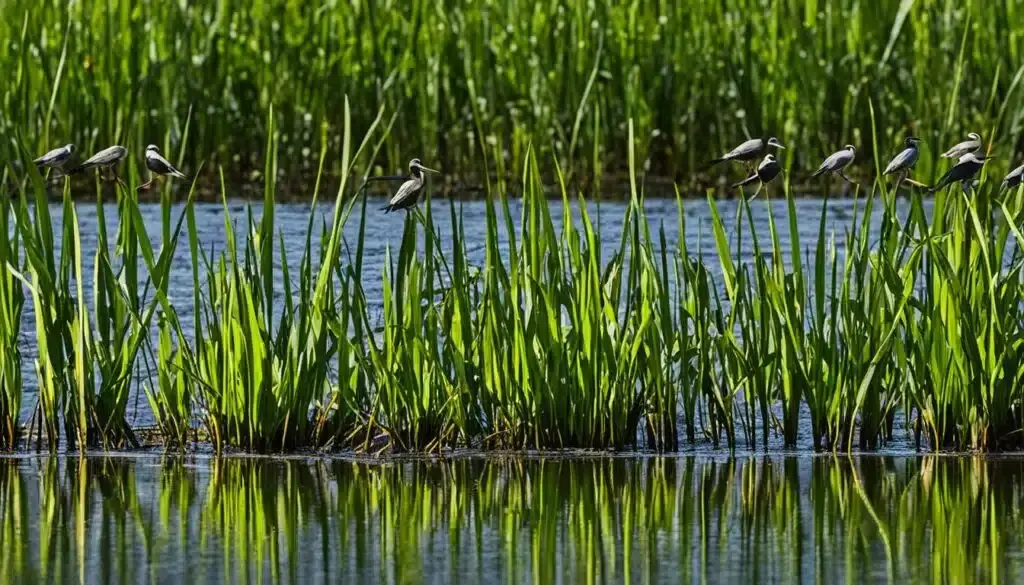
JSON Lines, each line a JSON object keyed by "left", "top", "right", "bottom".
{"left": 4, "top": 108, "right": 1024, "bottom": 453}
{"left": 2, "top": 1, "right": 1024, "bottom": 191}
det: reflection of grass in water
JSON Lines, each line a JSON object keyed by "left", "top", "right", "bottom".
{"left": 0, "top": 457, "right": 1023, "bottom": 583}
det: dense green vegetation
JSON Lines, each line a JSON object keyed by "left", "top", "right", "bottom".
{"left": 3, "top": 110, "right": 1024, "bottom": 453}
{"left": 1, "top": 456, "right": 1021, "bottom": 584}
{"left": 1, "top": 0, "right": 1023, "bottom": 188}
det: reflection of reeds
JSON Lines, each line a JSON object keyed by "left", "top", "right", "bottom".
{"left": 1, "top": 456, "right": 1024, "bottom": 584}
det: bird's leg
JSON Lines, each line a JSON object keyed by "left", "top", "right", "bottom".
{"left": 840, "top": 171, "right": 858, "bottom": 186}
{"left": 138, "top": 171, "right": 155, "bottom": 192}
{"left": 112, "top": 165, "right": 126, "bottom": 188}
{"left": 749, "top": 182, "right": 763, "bottom": 201}
{"left": 961, "top": 180, "right": 972, "bottom": 197}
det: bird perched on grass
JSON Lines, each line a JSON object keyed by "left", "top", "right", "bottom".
{"left": 941, "top": 132, "right": 981, "bottom": 159}
{"left": 810, "top": 145, "right": 857, "bottom": 184}
{"left": 733, "top": 154, "right": 781, "bottom": 197}
{"left": 66, "top": 145, "right": 128, "bottom": 184}
{"left": 33, "top": 144, "right": 74, "bottom": 174}
{"left": 928, "top": 153, "right": 987, "bottom": 195}
{"left": 140, "top": 145, "right": 189, "bottom": 191}
{"left": 364, "top": 158, "right": 441, "bottom": 213}
{"left": 883, "top": 136, "right": 922, "bottom": 191}
{"left": 706, "top": 137, "right": 785, "bottom": 171}
{"left": 1002, "top": 163, "right": 1024, "bottom": 192}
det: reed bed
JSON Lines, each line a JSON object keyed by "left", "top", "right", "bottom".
{"left": 1, "top": 1, "right": 1023, "bottom": 188}
{"left": 3, "top": 110, "right": 1024, "bottom": 453}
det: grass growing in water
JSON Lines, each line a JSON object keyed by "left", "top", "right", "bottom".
{"left": 2, "top": 111, "right": 1024, "bottom": 452}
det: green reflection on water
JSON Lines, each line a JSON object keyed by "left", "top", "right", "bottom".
{"left": 0, "top": 455, "right": 1021, "bottom": 585}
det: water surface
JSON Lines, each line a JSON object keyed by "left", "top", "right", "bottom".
{"left": 0, "top": 454, "right": 1019, "bottom": 584}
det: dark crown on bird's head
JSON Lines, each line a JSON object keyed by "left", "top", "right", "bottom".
{"left": 409, "top": 158, "right": 422, "bottom": 169}
{"left": 844, "top": 144, "right": 856, "bottom": 152}
{"left": 905, "top": 136, "right": 921, "bottom": 146}
{"left": 147, "top": 144, "right": 160, "bottom": 152}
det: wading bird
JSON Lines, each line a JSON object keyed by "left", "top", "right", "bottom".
{"left": 941, "top": 132, "right": 981, "bottom": 159}
{"left": 706, "top": 137, "right": 785, "bottom": 170}
{"left": 810, "top": 145, "right": 857, "bottom": 184}
{"left": 33, "top": 144, "right": 74, "bottom": 174}
{"left": 1002, "top": 163, "right": 1024, "bottom": 192}
{"left": 882, "top": 136, "right": 922, "bottom": 191}
{"left": 67, "top": 145, "right": 128, "bottom": 184}
{"left": 929, "top": 153, "right": 987, "bottom": 194}
{"left": 733, "top": 154, "right": 781, "bottom": 197}
{"left": 140, "top": 145, "right": 189, "bottom": 191}
{"left": 365, "top": 158, "right": 441, "bottom": 213}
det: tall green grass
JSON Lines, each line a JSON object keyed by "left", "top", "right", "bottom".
{"left": 1, "top": 1, "right": 1023, "bottom": 189}
{"left": 3, "top": 105, "right": 1024, "bottom": 452}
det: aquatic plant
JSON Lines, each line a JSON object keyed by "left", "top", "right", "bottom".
{"left": 0, "top": 176, "right": 23, "bottom": 449}
{"left": 2, "top": 1, "right": 1024, "bottom": 190}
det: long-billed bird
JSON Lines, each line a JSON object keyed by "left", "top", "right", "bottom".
{"left": 706, "top": 137, "right": 785, "bottom": 170}
{"left": 33, "top": 144, "right": 74, "bottom": 173}
{"left": 140, "top": 145, "right": 188, "bottom": 190}
{"left": 810, "top": 145, "right": 857, "bottom": 184}
{"left": 733, "top": 154, "right": 781, "bottom": 196}
{"left": 883, "top": 136, "right": 922, "bottom": 191}
{"left": 941, "top": 132, "right": 981, "bottom": 159}
{"left": 364, "top": 158, "right": 441, "bottom": 213}
{"left": 67, "top": 145, "right": 128, "bottom": 184}
{"left": 1002, "top": 163, "right": 1024, "bottom": 192}
{"left": 928, "top": 153, "right": 987, "bottom": 194}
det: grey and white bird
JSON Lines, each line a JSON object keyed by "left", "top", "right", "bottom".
{"left": 706, "top": 137, "right": 785, "bottom": 169}
{"left": 67, "top": 145, "right": 128, "bottom": 183}
{"left": 883, "top": 136, "right": 922, "bottom": 190}
{"left": 810, "top": 144, "right": 856, "bottom": 183}
{"left": 140, "top": 145, "right": 188, "bottom": 190}
{"left": 733, "top": 154, "right": 781, "bottom": 194}
{"left": 364, "top": 158, "right": 441, "bottom": 213}
{"left": 941, "top": 132, "right": 982, "bottom": 159}
{"left": 33, "top": 144, "right": 74, "bottom": 171}
{"left": 928, "top": 152, "right": 987, "bottom": 194}
{"left": 1001, "top": 163, "right": 1024, "bottom": 191}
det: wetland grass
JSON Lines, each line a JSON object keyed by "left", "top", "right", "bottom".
{"left": 2, "top": 110, "right": 1024, "bottom": 452}
{"left": 2, "top": 1, "right": 1024, "bottom": 188}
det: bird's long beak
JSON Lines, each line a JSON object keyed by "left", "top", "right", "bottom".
{"left": 419, "top": 165, "right": 441, "bottom": 174}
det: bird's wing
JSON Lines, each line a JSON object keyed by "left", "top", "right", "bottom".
{"left": 759, "top": 162, "right": 781, "bottom": 182}
{"left": 817, "top": 151, "right": 846, "bottom": 173}
{"left": 34, "top": 147, "right": 63, "bottom": 165}
{"left": 932, "top": 160, "right": 978, "bottom": 190}
{"left": 883, "top": 148, "right": 917, "bottom": 174}
{"left": 942, "top": 140, "right": 979, "bottom": 158}
{"left": 726, "top": 138, "right": 761, "bottom": 159}
{"left": 148, "top": 152, "right": 178, "bottom": 174}
{"left": 388, "top": 179, "right": 420, "bottom": 206}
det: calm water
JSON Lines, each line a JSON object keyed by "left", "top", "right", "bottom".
{"left": 0, "top": 454, "right": 1020, "bottom": 584}
{"left": 14, "top": 195, "right": 920, "bottom": 424}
